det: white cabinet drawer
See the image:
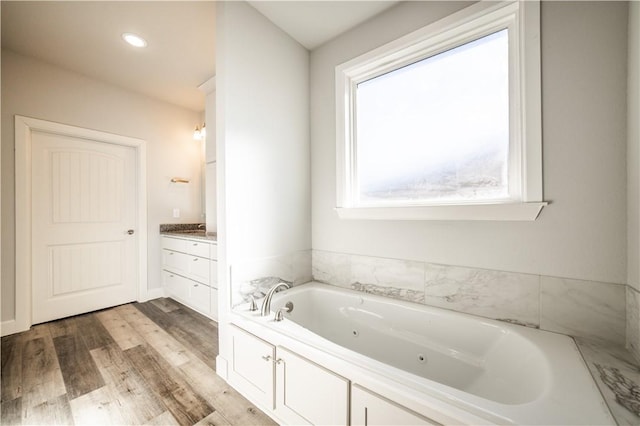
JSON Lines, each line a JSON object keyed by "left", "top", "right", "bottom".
{"left": 163, "top": 249, "right": 187, "bottom": 272}
{"left": 189, "top": 256, "right": 210, "bottom": 282}
{"left": 186, "top": 240, "right": 210, "bottom": 258}
{"left": 163, "top": 270, "right": 189, "bottom": 301}
{"left": 190, "top": 282, "right": 211, "bottom": 314}
{"left": 161, "top": 236, "right": 185, "bottom": 252}
{"left": 161, "top": 236, "right": 214, "bottom": 259}
{"left": 164, "top": 270, "right": 211, "bottom": 316}
{"left": 163, "top": 250, "right": 210, "bottom": 284}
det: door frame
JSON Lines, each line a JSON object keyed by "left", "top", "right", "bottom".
{"left": 12, "top": 115, "right": 148, "bottom": 335}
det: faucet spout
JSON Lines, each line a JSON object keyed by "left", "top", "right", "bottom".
{"left": 260, "top": 282, "right": 290, "bottom": 316}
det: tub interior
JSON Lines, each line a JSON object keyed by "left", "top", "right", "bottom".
{"left": 272, "top": 285, "right": 550, "bottom": 405}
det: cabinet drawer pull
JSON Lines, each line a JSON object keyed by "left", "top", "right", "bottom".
{"left": 275, "top": 358, "right": 284, "bottom": 365}
{"left": 168, "top": 252, "right": 174, "bottom": 255}
{"left": 193, "top": 243, "right": 199, "bottom": 246}
{"left": 194, "top": 284, "right": 199, "bottom": 287}
{"left": 193, "top": 258, "right": 198, "bottom": 262}
{"left": 261, "top": 355, "right": 272, "bottom": 362}
{"left": 169, "top": 274, "right": 174, "bottom": 278}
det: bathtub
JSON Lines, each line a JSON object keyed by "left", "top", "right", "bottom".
{"left": 234, "top": 282, "right": 613, "bottom": 425}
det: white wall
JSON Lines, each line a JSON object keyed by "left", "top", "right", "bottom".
{"left": 204, "top": 84, "right": 217, "bottom": 232}
{"left": 310, "top": 1, "right": 628, "bottom": 286}
{"left": 215, "top": 0, "right": 310, "bottom": 366}
{"left": 1, "top": 49, "right": 204, "bottom": 322}
{"left": 627, "top": 0, "right": 640, "bottom": 361}
{"left": 218, "top": 1, "right": 309, "bottom": 267}
{"left": 628, "top": 0, "right": 640, "bottom": 292}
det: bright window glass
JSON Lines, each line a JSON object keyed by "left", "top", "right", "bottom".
{"left": 355, "top": 29, "right": 509, "bottom": 205}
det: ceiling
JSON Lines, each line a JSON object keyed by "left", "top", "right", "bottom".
{"left": 1, "top": 1, "right": 398, "bottom": 112}
{"left": 248, "top": 1, "right": 398, "bottom": 50}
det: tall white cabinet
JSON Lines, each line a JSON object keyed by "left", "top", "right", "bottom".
{"left": 199, "top": 76, "right": 217, "bottom": 232}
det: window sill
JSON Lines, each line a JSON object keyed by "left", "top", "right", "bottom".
{"left": 335, "top": 202, "right": 547, "bottom": 221}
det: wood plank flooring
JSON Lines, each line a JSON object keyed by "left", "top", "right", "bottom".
{"left": 1, "top": 299, "right": 277, "bottom": 426}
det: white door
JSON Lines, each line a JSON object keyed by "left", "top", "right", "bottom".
{"left": 31, "top": 130, "right": 138, "bottom": 324}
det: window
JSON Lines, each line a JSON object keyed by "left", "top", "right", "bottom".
{"left": 335, "top": 1, "right": 545, "bottom": 221}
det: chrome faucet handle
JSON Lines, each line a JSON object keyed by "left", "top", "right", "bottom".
{"left": 248, "top": 295, "right": 258, "bottom": 312}
{"left": 274, "top": 305, "right": 291, "bottom": 322}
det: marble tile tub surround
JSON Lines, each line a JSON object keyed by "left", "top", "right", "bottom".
{"left": 312, "top": 249, "right": 627, "bottom": 345}
{"left": 230, "top": 250, "right": 312, "bottom": 307}
{"left": 628, "top": 286, "right": 640, "bottom": 362}
{"left": 576, "top": 338, "right": 640, "bottom": 425}
{"left": 541, "top": 276, "right": 627, "bottom": 346}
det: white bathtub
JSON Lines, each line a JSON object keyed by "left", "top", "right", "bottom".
{"left": 236, "top": 282, "right": 614, "bottom": 425}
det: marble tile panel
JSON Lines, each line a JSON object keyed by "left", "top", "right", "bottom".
{"left": 627, "top": 287, "right": 640, "bottom": 363}
{"left": 291, "top": 250, "right": 313, "bottom": 285}
{"left": 424, "top": 263, "right": 540, "bottom": 327}
{"left": 230, "top": 254, "right": 293, "bottom": 307}
{"left": 575, "top": 338, "right": 640, "bottom": 425}
{"left": 350, "top": 255, "right": 425, "bottom": 290}
{"left": 349, "top": 255, "right": 425, "bottom": 303}
{"left": 540, "top": 277, "right": 626, "bottom": 345}
{"left": 312, "top": 250, "right": 351, "bottom": 288}
{"left": 350, "top": 282, "right": 425, "bottom": 303}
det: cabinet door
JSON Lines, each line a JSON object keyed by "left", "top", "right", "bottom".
{"left": 351, "top": 385, "right": 440, "bottom": 426}
{"left": 275, "top": 347, "right": 349, "bottom": 426}
{"left": 229, "top": 326, "right": 275, "bottom": 409}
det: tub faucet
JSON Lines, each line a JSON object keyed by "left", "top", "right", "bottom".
{"left": 260, "top": 282, "right": 290, "bottom": 316}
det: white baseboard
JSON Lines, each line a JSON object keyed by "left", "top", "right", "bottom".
{"left": 1, "top": 319, "right": 29, "bottom": 337}
{"left": 143, "top": 287, "right": 165, "bottom": 302}
{"left": 216, "top": 355, "right": 229, "bottom": 379}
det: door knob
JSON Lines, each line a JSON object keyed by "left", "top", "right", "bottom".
{"left": 127, "top": 229, "right": 135, "bottom": 235}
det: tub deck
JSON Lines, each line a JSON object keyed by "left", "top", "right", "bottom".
{"left": 232, "top": 282, "right": 615, "bottom": 425}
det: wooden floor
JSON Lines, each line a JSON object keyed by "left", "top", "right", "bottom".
{"left": 1, "top": 298, "right": 277, "bottom": 426}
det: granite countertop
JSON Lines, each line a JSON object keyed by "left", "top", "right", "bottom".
{"left": 575, "top": 338, "right": 640, "bottom": 425}
{"left": 159, "top": 223, "right": 217, "bottom": 242}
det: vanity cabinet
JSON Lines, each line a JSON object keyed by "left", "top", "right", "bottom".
{"left": 351, "top": 385, "right": 439, "bottom": 426}
{"left": 228, "top": 325, "right": 275, "bottom": 408}
{"left": 275, "top": 347, "right": 349, "bottom": 425}
{"left": 228, "top": 325, "right": 349, "bottom": 425}
{"left": 161, "top": 235, "right": 218, "bottom": 320}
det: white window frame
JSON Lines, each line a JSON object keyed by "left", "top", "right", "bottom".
{"left": 335, "top": 1, "right": 546, "bottom": 221}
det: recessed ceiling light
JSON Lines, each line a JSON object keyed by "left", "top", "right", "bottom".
{"left": 122, "top": 33, "right": 147, "bottom": 48}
